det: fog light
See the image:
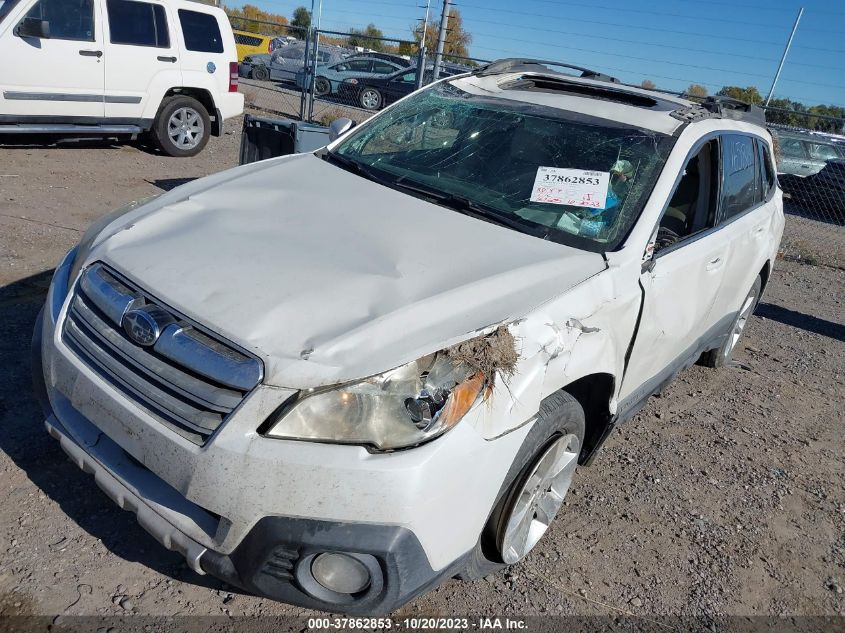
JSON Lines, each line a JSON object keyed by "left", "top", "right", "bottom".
{"left": 311, "top": 552, "right": 371, "bottom": 594}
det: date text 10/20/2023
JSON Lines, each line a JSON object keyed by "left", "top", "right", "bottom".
{"left": 306, "top": 616, "right": 528, "bottom": 629}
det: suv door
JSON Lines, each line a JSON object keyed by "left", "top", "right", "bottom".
{"left": 175, "top": 7, "right": 231, "bottom": 99}
{"left": 620, "top": 139, "right": 729, "bottom": 408}
{"left": 0, "top": 0, "right": 105, "bottom": 118}
{"left": 102, "top": 0, "right": 180, "bottom": 121}
{"left": 709, "top": 134, "right": 777, "bottom": 337}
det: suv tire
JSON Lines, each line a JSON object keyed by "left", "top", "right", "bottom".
{"left": 151, "top": 96, "right": 211, "bottom": 158}
{"left": 701, "top": 275, "right": 762, "bottom": 368}
{"left": 458, "top": 391, "right": 585, "bottom": 580}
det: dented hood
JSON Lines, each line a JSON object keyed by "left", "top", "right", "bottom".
{"left": 96, "top": 153, "right": 606, "bottom": 388}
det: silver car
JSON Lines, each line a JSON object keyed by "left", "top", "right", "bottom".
{"left": 776, "top": 130, "right": 845, "bottom": 177}
{"left": 250, "top": 44, "right": 347, "bottom": 83}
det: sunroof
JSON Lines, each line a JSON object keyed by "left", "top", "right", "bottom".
{"left": 500, "top": 76, "right": 662, "bottom": 109}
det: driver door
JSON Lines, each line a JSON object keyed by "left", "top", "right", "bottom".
{"left": 619, "top": 139, "right": 728, "bottom": 409}
{"left": 0, "top": 0, "right": 105, "bottom": 117}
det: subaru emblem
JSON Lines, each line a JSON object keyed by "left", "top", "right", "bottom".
{"left": 207, "top": 62, "right": 216, "bottom": 74}
{"left": 123, "top": 309, "right": 162, "bottom": 347}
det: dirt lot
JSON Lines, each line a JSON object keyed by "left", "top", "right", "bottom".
{"left": 0, "top": 120, "right": 844, "bottom": 628}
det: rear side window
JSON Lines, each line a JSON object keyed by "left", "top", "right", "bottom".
{"left": 720, "top": 134, "right": 758, "bottom": 219}
{"left": 757, "top": 139, "right": 776, "bottom": 196}
{"left": 25, "top": 0, "right": 94, "bottom": 41}
{"left": 107, "top": 0, "right": 169, "bottom": 48}
{"left": 807, "top": 142, "right": 839, "bottom": 161}
{"left": 373, "top": 61, "right": 396, "bottom": 74}
{"left": 178, "top": 9, "right": 222, "bottom": 53}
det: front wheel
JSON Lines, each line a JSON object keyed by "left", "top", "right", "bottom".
{"left": 359, "top": 87, "right": 382, "bottom": 110}
{"left": 701, "top": 275, "right": 762, "bottom": 368}
{"left": 252, "top": 65, "right": 270, "bottom": 81}
{"left": 314, "top": 76, "right": 331, "bottom": 96}
{"left": 459, "top": 391, "right": 585, "bottom": 579}
{"left": 151, "top": 96, "right": 210, "bottom": 158}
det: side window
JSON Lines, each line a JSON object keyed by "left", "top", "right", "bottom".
{"left": 779, "top": 137, "right": 806, "bottom": 159}
{"left": 107, "top": 0, "right": 169, "bottom": 48}
{"left": 373, "top": 61, "right": 397, "bottom": 74}
{"left": 393, "top": 72, "right": 416, "bottom": 83}
{"left": 720, "top": 134, "right": 758, "bottom": 220}
{"left": 757, "top": 139, "right": 776, "bottom": 197}
{"left": 655, "top": 140, "right": 719, "bottom": 253}
{"left": 234, "top": 33, "right": 261, "bottom": 47}
{"left": 806, "top": 142, "right": 839, "bottom": 161}
{"left": 178, "top": 9, "right": 222, "bottom": 53}
{"left": 24, "top": 0, "right": 94, "bottom": 41}
{"left": 347, "top": 59, "right": 372, "bottom": 72}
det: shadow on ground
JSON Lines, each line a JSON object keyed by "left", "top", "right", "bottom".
{"left": 756, "top": 302, "right": 845, "bottom": 342}
{"left": 0, "top": 270, "right": 228, "bottom": 592}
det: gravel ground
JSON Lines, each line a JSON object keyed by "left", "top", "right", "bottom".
{"left": 0, "top": 120, "right": 843, "bottom": 627}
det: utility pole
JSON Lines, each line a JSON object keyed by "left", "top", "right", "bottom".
{"left": 432, "top": 0, "right": 450, "bottom": 81}
{"left": 765, "top": 7, "right": 803, "bottom": 106}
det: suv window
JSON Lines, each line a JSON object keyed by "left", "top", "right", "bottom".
{"left": 656, "top": 140, "right": 719, "bottom": 252}
{"left": 107, "top": 0, "right": 168, "bottom": 48}
{"left": 178, "top": 9, "right": 222, "bottom": 53}
{"left": 757, "top": 139, "right": 776, "bottom": 197}
{"left": 807, "top": 142, "right": 840, "bottom": 161}
{"left": 779, "top": 137, "right": 806, "bottom": 159}
{"left": 721, "top": 134, "right": 758, "bottom": 219}
{"left": 24, "top": 0, "right": 94, "bottom": 41}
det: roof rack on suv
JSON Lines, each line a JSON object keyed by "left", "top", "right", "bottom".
{"left": 701, "top": 96, "right": 766, "bottom": 125}
{"left": 474, "top": 58, "right": 619, "bottom": 83}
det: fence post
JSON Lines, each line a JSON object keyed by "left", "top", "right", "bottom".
{"left": 415, "top": 46, "right": 427, "bottom": 89}
{"left": 299, "top": 28, "right": 312, "bottom": 121}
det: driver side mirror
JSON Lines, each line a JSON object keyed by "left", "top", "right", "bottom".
{"left": 15, "top": 17, "right": 50, "bottom": 39}
{"left": 328, "top": 117, "right": 354, "bottom": 142}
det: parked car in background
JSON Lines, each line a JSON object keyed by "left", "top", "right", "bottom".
{"left": 774, "top": 130, "right": 845, "bottom": 177}
{"left": 233, "top": 29, "right": 276, "bottom": 61}
{"left": 35, "top": 59, "right": 783, "bottom": 615}
{"left": 780, "top": 158, "right": 845, "bottom": 222}
{"left": 338, "top": 65, "right": 462, "bottom": 110}
{"left": 245, "top": 43, "right": 347, "bottom": 82}
{"left": 295, "top": 56, "right": 409, "bottom": 96}
{"left": 0, "top": 0, "right": 243, "bottom": 157}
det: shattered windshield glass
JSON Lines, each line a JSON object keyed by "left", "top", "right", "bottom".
{"left": 332, "top": 81, "right": 675, "bottom": 252}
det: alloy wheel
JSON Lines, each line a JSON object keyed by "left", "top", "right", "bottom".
{"left": 167, "top": 107, "right": 204, "bottom": 150}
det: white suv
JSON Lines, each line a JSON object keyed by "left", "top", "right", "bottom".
{"left": 0, "top": 0, "right": 243, "bottom": 156}
{"left": 34, "top": 60, "right": 784, "bottom": 613}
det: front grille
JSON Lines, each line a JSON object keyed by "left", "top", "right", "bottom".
{"left": 62, "top": 263, "right": 263, "bottom": 445}
{"left": 260, "top": 546, "right": 300, "bottom": 581}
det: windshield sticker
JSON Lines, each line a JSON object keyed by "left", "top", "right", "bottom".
{"left": 530, "top": 167, "right": 610, "bottom": 209}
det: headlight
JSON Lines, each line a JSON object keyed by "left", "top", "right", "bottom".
{"left": 69, "top": 194, "right": 161, "bottom": 282}
{"left": 264, "top": 353, "right": 485, "bottom": 450}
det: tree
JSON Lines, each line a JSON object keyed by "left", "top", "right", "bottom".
{"left": 225, "top": 4, "right": 289, "bottom": 36}
{"left": 640, "top": 79, "right": 656, "bottom": 90}
{"left": 291, "top": 6, "right": 311, "bottom": 29}
{"left": 716, "top": 85, "right": 764, "bottom": 105}
{"left": 413, "top": 8, "right": 472, "bottom": 61}
{"left": 349, "top": 24, "right": 385, "bottom": 52}
{"left": 686, "top": 84, "right": 708, "bottom": 98}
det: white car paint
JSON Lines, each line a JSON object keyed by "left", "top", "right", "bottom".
{"left": 37, "top": 67, "right": 784, "bottom": 612}
{"left": 0, "top": 0, "right": 243, "bottom": 143}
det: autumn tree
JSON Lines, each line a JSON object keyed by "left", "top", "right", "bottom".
{"left": 640, "top": 79, "right": 656, "bottom": 90}
{"left": 349, "top": 24, "right": 385, "bottom": 51}
{"left": 686, "top": 84, "right": 708, "bottom": 98}
{"left": 717, "top": 85, "right": 764, "bottom": 105}
{"left": 413, "top": 8, "right": 472, "bottom": 61}
{"left": 225, "top": 4, "right": 289, "bottom": 36}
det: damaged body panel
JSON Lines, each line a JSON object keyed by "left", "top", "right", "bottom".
{"left": 36, "top": 59, "right": 784, "bottom": 614}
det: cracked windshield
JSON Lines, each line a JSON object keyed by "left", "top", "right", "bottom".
{"left": 333, "top": 81, "right": 675, "bottom": 251}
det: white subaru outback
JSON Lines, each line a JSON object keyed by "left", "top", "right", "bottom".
{"left": 34, "top": 59, "right": 784, "bottom": 613}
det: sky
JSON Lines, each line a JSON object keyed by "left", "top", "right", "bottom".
{"left": 240, "top": 0, "right": 845, "bottom": 108}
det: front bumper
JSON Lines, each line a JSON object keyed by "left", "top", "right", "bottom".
{"left": 33, "top": 255, "right": 531, "bottom": 613}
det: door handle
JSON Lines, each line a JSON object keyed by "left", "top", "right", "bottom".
{"left": 705, "top": 257, "right": 723, "bottom": 271}
{"left": 801, "top": 164, "right": 810, "bottom": 169}
{"left": 157, "top": 55, "right": 177, "bottom": 63}
{"left": 79, "top": 49, "right": 103, "bottom": 57}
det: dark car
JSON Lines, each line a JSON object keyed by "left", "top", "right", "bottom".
{"left": 337, "top": 66, "right": 464, "bottom": 110}
{"left": 780, "top": 158, "right": 845, "bottom": 223}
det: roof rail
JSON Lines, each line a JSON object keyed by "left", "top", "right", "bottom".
{"left": 474, "top": 58, "right": 619, "bottom": 83}
{"left": 701, "top": 95, "right": 766, "bottom": 126}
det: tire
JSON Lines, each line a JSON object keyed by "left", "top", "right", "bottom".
{"left": 150, "top": 96, "right": 210, "bottom": 158}
{"left": 700, "top": 275, "right": 762, "bottom": 368}
{"left": 252, "top": 65, "right": 270, "bottom": 81}
{"left": 458, "top": 391, "right": 585, "bottom": 580}
{"left": 314, "top": 76, "right": 331, "bottom": 96}
{"left": 359, "top": 87, "right": 382, "bottom": 110}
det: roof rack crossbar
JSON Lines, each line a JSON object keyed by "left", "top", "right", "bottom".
{"left": 474, "top": 58, "right": 619, "bottom": 83}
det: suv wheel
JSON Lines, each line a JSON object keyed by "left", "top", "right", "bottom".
{"left": 701, "top": 275, "right": 762, "bottom": 368}
{"left": 151, "top": 96, "right": 210, "bottom": 158}
{"left": 459, "top": 391, "right": 585, "bottom": 579}
{"left": 359, "top": 87, "right": 382, "bottom": 110}
{"left": 252, "top": 65, "right": 270, "bottom": 81}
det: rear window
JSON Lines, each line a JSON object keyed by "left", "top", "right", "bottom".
{"left": 178, "top": 9, "right": 223, "bottom": 53}
{"left": 107, "top": 0, "right": 169, "bottom": 48}
{"left": 234, "top": 32, "right": 262, "bottom": 46}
